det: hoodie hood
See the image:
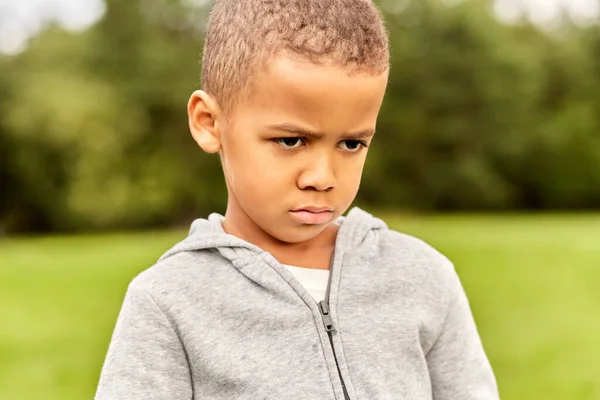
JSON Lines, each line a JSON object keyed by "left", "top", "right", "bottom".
{"left": 158, "top": 206, "right": 388, "bottom": 265}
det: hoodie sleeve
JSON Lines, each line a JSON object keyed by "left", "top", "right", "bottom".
{"left": 426, "top": 264, "right": 499, "bottom": 400}
{"left": 95, "top": 281, "right": 193, "bottom": 400}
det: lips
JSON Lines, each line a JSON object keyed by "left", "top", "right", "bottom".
{"left": 293, "top": 206, "right": 333, "bottom": 213}
{"left": 289, "top": 206, "right": 334, "bottom": 225}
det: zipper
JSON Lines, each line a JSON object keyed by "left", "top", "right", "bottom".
{"left": 320, "top": 245, "right": 351, "bottom": 400}
{"left": 319, "top": 255, "right": 350, "bottom": 400}
{"left": 318, "top": 300, "right": 350, "bottom": 400}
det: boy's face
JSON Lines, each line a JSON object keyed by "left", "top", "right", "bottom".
{"left": 193, "top": 57, "right": 388, "bottom": 244}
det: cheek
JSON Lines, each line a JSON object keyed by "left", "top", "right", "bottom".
{"left": 337, "top": 154, "right": 367, "bottom": 188}
{"left": 225, "top": 144, "right": 293, "bottom": 196}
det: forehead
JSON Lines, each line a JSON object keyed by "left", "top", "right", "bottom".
{"left": 230, "top": 56, "right": 389, "bottom": 132}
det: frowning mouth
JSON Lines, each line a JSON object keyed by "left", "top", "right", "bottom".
{"left": 289, "top": 206, "right": 334, "bottom": 224}
{"left": 291, "top": 206, "right": 334, "bottom": 213}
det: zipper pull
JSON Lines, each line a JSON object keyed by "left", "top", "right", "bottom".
{"left": 318, "top": 300, "right": 335, "bottom": 332}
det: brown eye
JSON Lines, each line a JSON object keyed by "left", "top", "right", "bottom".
{"left": 339, "top": 140, "right": 365, "bottom": 152}
{"left": 275, "top": 137, "right": 304, "bottom": 149}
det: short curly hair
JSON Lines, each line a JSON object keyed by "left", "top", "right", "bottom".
{"left": 201, "top": 0, "right": 390, "bottom": 113}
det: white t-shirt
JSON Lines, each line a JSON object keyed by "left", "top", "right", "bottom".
{"left": 283, "top": 264, "right": 330, "bottom": 302}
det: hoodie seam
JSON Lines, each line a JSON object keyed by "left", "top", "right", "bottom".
{"left": 139, "top": 284, "right": 196, "bottom": 392}
{"left": 424, "top": 259, "right": 454, "bottom": 356}
{"left": 158, "top": 236, "right": 263, "bottom": 263}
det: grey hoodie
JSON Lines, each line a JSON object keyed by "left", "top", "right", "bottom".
{"left": 96, "top": 207, "right": 498, "bottom": 400}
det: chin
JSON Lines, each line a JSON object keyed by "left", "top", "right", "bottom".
{"left": 270, "top": 224, "right": 327, "bottom": 244}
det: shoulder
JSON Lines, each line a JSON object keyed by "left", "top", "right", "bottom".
{"left": 378, "top": 227, "right": 453, "bottom": 268}
{"left": 126, "top": 244, "right": 226, "bottom": 310}
{"left": 375, "top": 226, "right": 457, "bottom": 292}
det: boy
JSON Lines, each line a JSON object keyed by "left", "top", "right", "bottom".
{"left": 96, "top": 0, "right": 499, "bottom": 399}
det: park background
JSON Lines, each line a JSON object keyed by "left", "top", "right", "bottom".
{"left": 1, "top": 0, "right": 599, "bottom": 398}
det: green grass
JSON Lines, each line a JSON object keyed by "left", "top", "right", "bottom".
{"left": 0, "top": 231, "right": 185, "bottom": 400}
{"left": 1, "top": 214, "right": 600, "bottom": 399}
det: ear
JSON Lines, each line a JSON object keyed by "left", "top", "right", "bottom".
{"left": 188, "top": 90, "right": 222, "bottom": 153}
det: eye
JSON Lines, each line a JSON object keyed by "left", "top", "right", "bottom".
{"left": 274, "top": 137, "right": 304, "bottom": 149}
{"left": 339, "top": 140, "right": 367, "bottom": 152}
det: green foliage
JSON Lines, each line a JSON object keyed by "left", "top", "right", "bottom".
{"left": 1, "top": 0, "right": 599, "bottom": 232}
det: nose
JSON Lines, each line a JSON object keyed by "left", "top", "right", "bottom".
{"left": 297, "top": 153, "right": 336, "bottom": 192}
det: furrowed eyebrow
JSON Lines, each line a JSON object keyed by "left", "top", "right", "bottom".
{"left": 266, "top": 123, "right": 323, "bottom": 139}
{"left": 266, "top": 123, "right": 375, "bottom": 139}
{"left": 343, "top": 130, "right": 376, "bottom": 139}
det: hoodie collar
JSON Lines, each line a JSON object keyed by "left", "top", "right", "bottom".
{"left": 158, "top": 207, "right": 387, "bottom": 264}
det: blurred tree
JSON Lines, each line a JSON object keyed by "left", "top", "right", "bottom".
{"left": 363, "top": 0, "right": 531, "bottom": 210}
{"left": 0, "top": 0, "right": 599, "bottom": 232}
